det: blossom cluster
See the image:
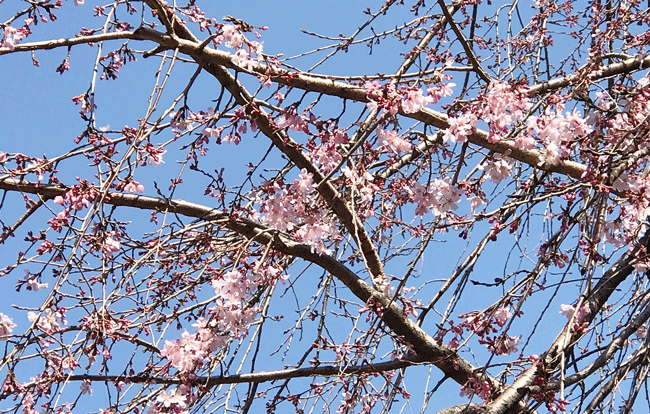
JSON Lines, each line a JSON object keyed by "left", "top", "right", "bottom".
{"left": 1, "top": 26, "right": 28, "bottom": 51}
{"left": 215, "top": 24, "right": 264, "bottom": 71}
{"left": 459, "top": 376, "right": 492, "bottom": 401}
{"left": 0, "top": 313, "right": 16, "bottom": 340}
{"left": 336, "top": 375, "right": 379, "bottom": 414}
{"left": 27, "top": 308, "right": 66, "bottom": 334}
{"left": 260, "top": 169, "right": 339, "bottom": 253}
{"left": 363, "top": 79, "right": 454, "bottom": 116}
{"left": 49, "top": 181, "right": 100, "bottom": 232}
{"left": 139, "top": 142, "right": 167, "bottom": 166}
{"left": 307, "top": 125, "right": 348, "bottom": 173}
{"left": 159, "top": 263, "right": 286, "bottom": 375}
{"left": 410, "top": 178, "right": 462, "bottom": 216}
{"left": 377, "top": 128, "right": 412, "bottom": 154}
{"left": 147, "top": 388, "right": 189, "bottom": 414}
{"left": 480, "top": 81, "right": 532, "bottom": 143}
{"left": 442, "top": 305, "right": 521, "bottom": 359}
{"left": 526, "top": 104, "right": 592, "bottom": 165}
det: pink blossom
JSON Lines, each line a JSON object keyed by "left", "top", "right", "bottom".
{"left": 411, "top": 178, "right": 462, "bottom": 216}
{"left": 448, "top": 337, "right": 460, "bottom": 349}
{"left": 27, "top": 308, "right": 65, "bottom": 333}
{"left": 490, "top": 334, "right": 522, "bottom": 355}
{"left": 124, "top": 180, "right": 144, "bottom": 193}
{"left": 442, "top": 113, "right": 477, "bottom": 143}
{"left": 363, "top": 80, "right": 383, "bottom": 96}
{"left": 479, "top": 82, "right": 531, "bottom": 142}
{"left": 515, "top": 135, "right": 537, "bottom": 150}
{"left": 26, "top": 278, "right": 48, "bottom": 292}
{"left": 221, "top": 24, "right": 244, "bottom": 49}
{"left": 232, "top": 48, "right": 255, "bottom": 70}
{"left": 460, "top": 377, "right": 492, "bottom": 401}
{"left": 481, "top": 157, "right": 513, "bottom": 184}
{"left": 401, "top": 87, "right": 431, "bottom": 113}
{"left": 427, "top": 82, "right": 455, "bottom": 103}
{"left": 560, "top": 303, "right": 576, "bottom": 318}
{"left": 48, "top": 210, "right": 70, "bottom": 232}
{"left": 276, "top": 107, "right": 308, "bottom": 132}
{"left": 309, "top": 142, "right": 342, "bottom": 172}
{"left": 102, "top": 232, "right": 121, "bottom": 258}
{"left": 71, "top": 93, "right": 95, "bottom": 114}
{"left": 469, "top": 195, "right": 487, "bottom": 212}
{"left": 377, "top": 128, "right": 412, "bottom": 154}
{"left": 80, "top": 380, "right": 92, "bottom": 395}
{"left": 0, "top": 313, "right": 16, "bottom": 340}
{"left": 502, "top": 335, "right": 521, "bottom": 354}
{"left": 156, "top": 389, "right": 187, "bottom": 409}
{"left": 493, "top": 306, "right": 513, "bottom": 327}
{"left": 1, "top": 26, "right": 25, "bottom": 51}
{"left": 139, "top": 143, "right": 166, "bottom": 166}
{"left": 560, "top": 303, "right": 589, "bottom": 323}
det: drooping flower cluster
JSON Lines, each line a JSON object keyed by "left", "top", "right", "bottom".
{"left": 308, "top": 126, "right": 347, "bottom": 173}
{"left": 377, "top": 128, "right": 412, "bottom": 154}
{"left": 139, "top": 142, "right": 167, "bottom": 166}
{"left": 23, "top": 270, "right": 48, "bottom": 292}
{"left": 410, "top": 178, "right": 462, "bottom": 216}
{"left": 526, "top": 104, "right": 592, "bottom": 165}
{"left": 214, "top": 24, "right": 265, "bottom": 71}
{"left": 27, "top": 308, "right": 66, "bottom": 334}
{"left": 160, "top": 327, "right": 219, "bottom": 373}
{"left": 480, "top": 156, "right": 514, "bottom": 184}
{"left": 1, "top": 26, "right": 28, "bottom": 51}
{"left": 441, "top": 305, "right": 521, "bottom": 358}
{"left": 49, "top": 181, "right": 101, "bottom": 232}
{"left": 341, "top": 166, "right": 380, "bottom": 220}
{"left": 0, "top": 313, "right": 16, "bottom": 340}
{"left": 459, "top": 376, "right": 492, "bottom": 401}
{"left": 260, "top": 169, "right": 339, "bottom": 253}
{"left": 442, "top": 112, "right": 478, "bottom": 144}
{"left": 480, "top": 81, "right": 532, "bottom": 143}
{"left": 364, "top": 80, "right": 454, "bottom": 116}
{"left": 146, "top": 388, "right": 188, "bottom": 414}
{"left": 160, "top": 263, "right": 286, "bottom": 375}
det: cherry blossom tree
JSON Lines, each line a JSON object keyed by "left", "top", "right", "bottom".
{"left": 1, "top": 1, "right": 650, "bottom": 413}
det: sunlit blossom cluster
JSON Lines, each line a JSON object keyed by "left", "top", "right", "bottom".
{"left": 27, "top": 308, "right": 66, "bottom": 334}
{"left": 526, "top": 104, "right": 592, "bottom": 165}
{"left": 1, "top": 26, "right": 27, "bottom": 51}
{"left": 49, "top": 182, "right": 100, "bottom": 232}
{"left": 459, "top": 376, "right": 492, "bottom": 401}
{"left": 146, "top": 388, "right": 189, "bottom": 414}
{"left": 480, "top": 82, "right": 532, "bottom": 143}
{"left": 160, "top": 263, "right": 287, "bottom": 375}
{"left": 139, "top": 142, "right": 167, "bottom": 166}
{"left": 377, "top": 128, "right": 412, "bottom": 154}
{"left": 410, "top": 178, "right": 462, "bottom": 216}
{"left": 364, "top": 79, "right": 454, "bottom": 116}
{"left": 215, "top": 24, "right": 264, "bottom": 71}
{"left": 260, "top": 169, "right": 339, "bottom": 253}
{"left": 442, "top": 306, "right": 521, "bottom": 358}
{"left": 0, "top": 313, "right": 16, "bottom": 340}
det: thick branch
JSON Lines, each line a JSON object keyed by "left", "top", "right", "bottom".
{"left": 527, "top": 54, "right": 650, "bottom": 96}
{"left": 67, "top": 355, "right": 430, "bottom": 386}
{"left": 0, "top": 31, "right": 140, "bottom": 56}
